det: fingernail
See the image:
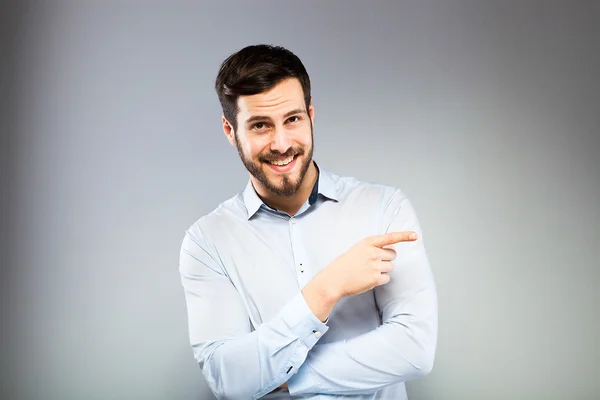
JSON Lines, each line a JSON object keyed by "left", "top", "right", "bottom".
{"left": 409, "top": 233, "right": 417, "bottom": 240}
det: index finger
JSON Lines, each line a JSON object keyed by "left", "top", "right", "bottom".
{"left": 368, "top": 231, "right": 417, "bottom": 247}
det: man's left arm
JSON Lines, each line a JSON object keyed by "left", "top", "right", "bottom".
{"left": 286, "top": 191, "right": 438, "bottom": 396}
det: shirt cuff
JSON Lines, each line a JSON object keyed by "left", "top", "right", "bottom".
{"left": 279, "top": 292, "right": 329, "bottom": 349}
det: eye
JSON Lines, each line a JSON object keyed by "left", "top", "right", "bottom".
{"left": 287, "top": 116, "right": 301, "bottom": 124}
{"left": 251, "top": 122, "right": 268, "bottom": 131}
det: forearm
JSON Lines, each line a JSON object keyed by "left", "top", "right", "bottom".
{"left": 196, "top": 292, "right": 328, "bottom": 399}
{"left": 287, "top": 287, "right": 437, "bottom": 396}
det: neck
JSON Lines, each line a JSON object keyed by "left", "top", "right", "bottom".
{"left": 252, "top": 161, "right": 318, "bottom": 216}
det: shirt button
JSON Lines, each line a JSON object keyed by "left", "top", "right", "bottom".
{"left": 290, "top": 217, "right": 296, "bottom": 224}
{"left": 314, "top": 331, "right": 322, "bottom": 338}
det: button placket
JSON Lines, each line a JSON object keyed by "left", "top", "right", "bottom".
{"left": 289, "top": 216, "right": 306, "bottom": 277}
{"left": 289, "top": 217, "right": 300, "bottom": 277}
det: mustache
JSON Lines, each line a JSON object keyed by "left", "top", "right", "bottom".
{"left": 259, "top": 148, "right": 304, "bottom": 163}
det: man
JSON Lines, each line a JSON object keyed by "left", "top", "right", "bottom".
{"left": 179, "top": 44, "right": 438, "bottom": 399}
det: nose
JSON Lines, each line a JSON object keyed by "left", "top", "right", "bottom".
{"left": 270, "top": 126, "right": 292, "bottom": 154}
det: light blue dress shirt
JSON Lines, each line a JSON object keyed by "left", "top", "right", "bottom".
{"left": 179, "top": 164, "right": 438, "bottom": 399}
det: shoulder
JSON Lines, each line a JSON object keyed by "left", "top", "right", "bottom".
{"left": 325, "top": 169, "right": 407, "bottom": 209}
{"left": 184, "top": 191, "right": 247, "bottom": 245}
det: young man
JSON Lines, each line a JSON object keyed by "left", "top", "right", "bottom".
{"left": 179, "top": 44, "right": 438, "bottom": 399}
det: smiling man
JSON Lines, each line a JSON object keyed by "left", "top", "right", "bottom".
{"left": 225, "top": 76, "right": 316, "bottom": 215}
{"left": 179, "top": 45, "right": 438, "bottom": 399}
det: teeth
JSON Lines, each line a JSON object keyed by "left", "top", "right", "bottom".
{"left": 269, "top": 156, "right": 294, "bottom": 166}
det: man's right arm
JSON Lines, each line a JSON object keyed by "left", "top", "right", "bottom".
{"left": 179, "top": 224, "right": 328, "bottom": 400}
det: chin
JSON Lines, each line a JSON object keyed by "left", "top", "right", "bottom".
{"left": 266, "top": 174, "right": 303, "bottom": 197}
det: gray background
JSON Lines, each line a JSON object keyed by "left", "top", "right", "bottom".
{"left": 2, "top": 1, "right": 599, "bottom": 399}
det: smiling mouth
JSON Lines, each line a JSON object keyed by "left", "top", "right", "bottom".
{"left": 263, "top": 154, "right": 299, "bottom": 172}
{"left": 267, "top": 155, "right": 295, "bottom": 166}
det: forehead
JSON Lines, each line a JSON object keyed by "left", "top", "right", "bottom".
{"left": 237, "top": 78, "right": 306, "bottom": 118}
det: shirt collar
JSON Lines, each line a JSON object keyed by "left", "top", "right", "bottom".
{"left": 242, "top": 161, "right": 338, "bottom": 219}
{"left": 315, "top": 163, "right": 339, "bottom": 203}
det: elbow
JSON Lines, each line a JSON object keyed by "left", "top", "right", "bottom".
{"left": 196, "top": 344, "right": 250, "bottom": 400}
{"left": 393, "top": 346, "right": 434, "bottom": 382}
{"left": 413, "top": 348, "right": 435, "bottom": 378}
{"left": 201, "top": 366, "right": 252, "bottom": 400}
{"left": 410, "top": 329, "right": 437, "bottom": 379}
{"left": 197, "top": 343, "right": 271, "bottom": 400}
{"left": 202, "top": 366, "right": 248, "bottom": 400}
{"left": 206, "top": 387, "right": 244, "bottom": 400}
{"left": 407, "top": 304, "right": 438, "bottom": 379}
{"left": 386, "top": 339, "right": 436, "bottom": 382}
{"left": 392, "top": 323, "right": 437, "bottom": 380}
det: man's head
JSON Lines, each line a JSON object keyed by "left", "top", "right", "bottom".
{"left": 215, "top": 45, "right": 315, "bottom": 197}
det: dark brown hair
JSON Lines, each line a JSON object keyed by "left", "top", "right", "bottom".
{"left": 215, "top": 44, "right": 312, "bottom": 131}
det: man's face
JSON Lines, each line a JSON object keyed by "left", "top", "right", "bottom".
{"left": 226, "top": 78, "right": 314, "bottom": 197}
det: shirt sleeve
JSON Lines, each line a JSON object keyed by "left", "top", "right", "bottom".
{"left": 286, "top": 191, "right": 438, "bottom": 396}
{"left": 179, "top": 223, "right": 329, "bottom": 400}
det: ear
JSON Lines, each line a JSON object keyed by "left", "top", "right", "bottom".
{"left": 308, "top": 98, "right": 315, "bottom": 123}
{"left": 222, "top": 115, "right": 236, "bottom": 147}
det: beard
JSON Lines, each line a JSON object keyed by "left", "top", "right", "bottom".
{"left": 235, "top": 128, "right": 314, "bottom": 197}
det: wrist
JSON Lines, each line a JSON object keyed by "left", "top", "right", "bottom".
{"left": 302, "top": 272, "right": 341, "bottom": 322}
{"left": 320, "top": 272, "right": 342, "bottom": 307}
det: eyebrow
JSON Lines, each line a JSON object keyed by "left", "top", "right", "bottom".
{"left": 245, "top": 108, "right": 306, "bottom": 125}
